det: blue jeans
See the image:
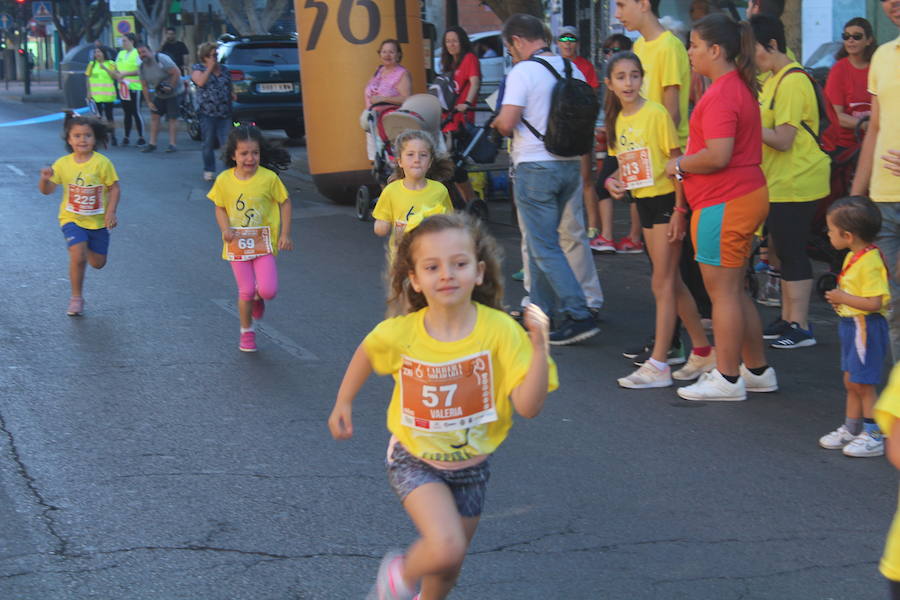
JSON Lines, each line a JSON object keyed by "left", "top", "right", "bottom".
{"left": 201, "top": 115, "right": 231, "bottom": 173}
{"left": 877, "top": 202, "right": 900, "bottom": 362}
{"left": 514, "top": 160, "right": 590, "bottom": 321}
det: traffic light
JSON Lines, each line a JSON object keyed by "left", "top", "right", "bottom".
{"left": 15, "top": 0, "right": 26, "bottom": 4}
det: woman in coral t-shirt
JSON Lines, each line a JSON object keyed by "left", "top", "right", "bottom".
{"left": 825, "top": 17, "right": 876, "bottom": 153}
{"left": 665, "top": 14, "right": 775, "bottom": 403}
{"left": 440, "top": 26, "right": 481, "bottom": 133}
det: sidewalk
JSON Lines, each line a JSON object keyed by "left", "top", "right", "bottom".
{"left": 0, "top": 70, "right": 65, "bottom": 103}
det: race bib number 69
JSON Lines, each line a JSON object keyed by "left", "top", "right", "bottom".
{"left": 226, "top": 226, "right": 273, "bottom": 261}
{"left": 399, "top": 352, "right": 496, "bottom": 432}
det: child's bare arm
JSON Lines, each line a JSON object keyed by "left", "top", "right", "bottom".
{"left": 214, "top": 206, "right": 234, "bottom": 242}
{"left": 374, "top": 219, "right": 391, "bottom": 237}
{"left": 824, "top": 288, "right": 883, "bottom": 313}
{"left": 510, "top": 304, "right": 551, "bottom": 419}
{"left": 328, "top": 344, "right": 374, "bottom": 439}
{"left": 104, "top": 181, "right": 121, "bottom": 229}
{"left": 278, "top": 198, "right": 293, "bottom": 250}
{"left": 38, "top": 166, "right": 57, "bottom": 195}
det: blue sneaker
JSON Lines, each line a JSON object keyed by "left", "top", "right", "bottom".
{"left": 770, "top": 322, "right": 816, "bottom": 349}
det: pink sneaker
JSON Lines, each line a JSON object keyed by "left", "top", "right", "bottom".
{"left": 367, "top": 551, "right": 414, "bottom": 600}
{"left": 252, "top": 297, "right": 265, "bottom": 320}
{"left": 239, "top": 331, "right": 257, "bottom": 352}
{"left": 614, "top": 236, "right": 644, "bottom": 254}
{"left": 66, "top": 296, "right": 84, "bottom": 316}
{"left": 589, "top": 234, "right": 616, "bottom": 254}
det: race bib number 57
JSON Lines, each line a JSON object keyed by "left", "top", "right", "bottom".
{"left": 617, "top": 147, "right": 654, "bottom": 190}
{"left": 226, "top": 226, "right": 273, "bottom": 261}
{"left": 66, "top": 184, "right": 104, "bottom": 216}
{"left": 399, "top": 352, "right": 496, "bottom": 432}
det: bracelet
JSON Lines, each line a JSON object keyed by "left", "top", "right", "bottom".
{"left": 673, "top": 205, "right": 688, "bottom": 215}
{"left": 604, "top": 176, "right": 615, "bottom": 188}
{"left": 675, "top": 156, "right": 685, "bottom": 182}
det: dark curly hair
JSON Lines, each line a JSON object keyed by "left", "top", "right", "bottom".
{"left": 387, "top": 212, "right": 504, "bottom": 317}
{"left": 62, "top": 111, "right": 109, "bottom": 151}
{"left": 828, "top": 196, "right": 882, "bottom": 244}
{"left": 222, "top": 124, "right": 291, "bottom": 172}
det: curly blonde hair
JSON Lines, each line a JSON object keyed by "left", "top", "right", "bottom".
{"left": 386, "top": 213, "right": 504, "bottom": 316}
{"left": 388, "top": 129, "right": 455, "bottom": 184}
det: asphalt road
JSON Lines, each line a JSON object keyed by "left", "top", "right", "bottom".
{"left": 0, "top": 98, "right": 897, "bottom": 600}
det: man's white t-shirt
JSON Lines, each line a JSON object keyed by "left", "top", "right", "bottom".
{"left": 502, "top": 55, "right": 585, "bottom": 166}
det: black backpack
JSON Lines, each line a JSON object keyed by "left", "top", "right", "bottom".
{"left": 521, "top": 56, "right": 599, "bottom": 157}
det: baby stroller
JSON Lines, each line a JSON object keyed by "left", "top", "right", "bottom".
{"left": 809, "top": 117, "right": 870, "bottom": 297}
{"left": 355, "top": 93, "right": 495, "bottom": 222}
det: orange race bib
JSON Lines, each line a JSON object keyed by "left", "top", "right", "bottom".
{"left": 66, "top": 184, "right": 104, "bottom": 216}
{"left": 399, "top": 352, "right": 496, "bottom": 432}
{"left": 617, "top": 147, "right": 654, "bottom": 190}
{"left": 226, "top": 226, "right": 272, "bottom": 261}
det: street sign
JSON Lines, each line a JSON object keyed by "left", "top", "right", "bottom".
{"left": 32, "top": 1, "right": 52, "bottom": 23}
{"left": 111, "top": 15, "right": 136, "bottom": 46}
{"left": 0, "top": 13, "right": 11, "bottom": 31}
{"left": 110, "top": 0, "right": 138, "bottom": 11}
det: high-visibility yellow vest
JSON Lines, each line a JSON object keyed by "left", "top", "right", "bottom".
{"left": 115, "top": 49, "right": 142, "bottom": 91}
{"left": 85, "top": 60, "right": 117, "bottom": 102}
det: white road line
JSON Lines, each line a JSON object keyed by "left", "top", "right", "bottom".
{"left": 6, "top": 164, "right": 24, "bottom": 176}
{"left": 212, "top": 299, "right": 318, "bottom": 360}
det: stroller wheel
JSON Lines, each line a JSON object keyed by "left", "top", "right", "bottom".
{"left": 466, "top": 198, "right": 489, "bottom": 222}
{"left": 816, "top": 272, "right": 838, "bottom": 299}
{"left": 356, "top": 185, "right": 371, "bottom": 221}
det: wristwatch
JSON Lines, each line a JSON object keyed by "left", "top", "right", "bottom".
{"left": 674, "top": 156, "right": 685, "bottom": 182}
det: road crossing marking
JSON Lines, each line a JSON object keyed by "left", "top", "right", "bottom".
{"left": 212, "top": 299, "right": 318, "bottom": 360}
{"left": 6, "top": 164, "right": 24, "bottom": 176}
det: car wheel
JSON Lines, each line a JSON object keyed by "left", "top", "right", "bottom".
{"left": 466, "top": 197, "right": 489, "bottom": 222}
{"left": 284, "top": 125, "right": 305, "bottom": 139}
{"left": 356, "top": 185, "right": 372, "bottom": 221}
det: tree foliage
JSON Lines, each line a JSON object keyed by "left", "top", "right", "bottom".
{"left": 219, "top": 0, "right": 291, "bottom": 35}
{"left": 135, "top": 0, "right": 173, "bottom": 50}
{"left": 50, "top": 0, "right": 110, "bottom": 50}
{"left": 479, "top": 0, "right": 543, "bottom": 23}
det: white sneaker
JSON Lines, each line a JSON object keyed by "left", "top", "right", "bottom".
{"left": 672, "top": 350, "right": 716, "bottom": 381}
{"left": 819, "top": 425, "right": 856, "bottom": 450}
{"left": 617, "top": 362, "right": 673, "bottom": 389}
{"left": 739, "top": 364, "right": 779, "bottom": 392}
{"left": 842, "top": 431, "right": 885, "bottom": 457}
{"left": 676, "top": 369, "right": 746, "bottom": 402}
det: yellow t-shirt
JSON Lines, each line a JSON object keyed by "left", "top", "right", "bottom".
{"left": 363, "top": 302, "right": 559, "bottom": 463}
{"left": 868, "top": 36, "right": 900, "bottom": 204}
{"left": 759, "top": 62, "right": 831, "bottom": 203}
{"left": 608, "top": 100, "right": 678, "bottom": 199}
{"left": 875, "top": 364, "right": 900, "bottom": 581}
{"left": 372, "top": 178, "right": 453, "bottom": 251}
{"left": 835, "top": 248, "right": 890, "bottom": 317}
{"left": 758, "top": 47, "right": 797, "bottom": 85}
{"left": 208, "top": 167, "right": 289, "bottom": 260}
{"left": 634, "top": 30, "right": 690, "bottom": 147}
{"left": 51, "top": 152, "right": 119, "bottom": 229}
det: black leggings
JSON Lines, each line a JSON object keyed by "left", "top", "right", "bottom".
{"left": 766, "top": 200, "right": 819, "bottom": 282}
{"left": 890, "top": 579, "right": 900, "bottom": 600}
{"left": 95, "top": 101, "right": 114, "bottom": 123}
{"left": 119, "top": 93, "right": 143, "bottom": 138}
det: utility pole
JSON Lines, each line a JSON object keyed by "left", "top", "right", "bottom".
{"left": 16, "top": 0, "right": 31, "bottom": 95}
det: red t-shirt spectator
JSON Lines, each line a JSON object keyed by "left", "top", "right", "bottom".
{"left": 683, "top": 70, "right": 766, "bottom": 210}
{"left": 443, "top": 52, "right": 481, "bottom": 132}
{"left": 824, "top": 56, "right": 871, "bottom": 149}
{"left": 571, "top": 56, "right": 599, "bottom": 89}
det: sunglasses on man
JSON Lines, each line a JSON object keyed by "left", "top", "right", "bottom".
{"left": 841, "top": 32, "right": 865, "bottom": 41}
{"left": 558, "top": 35, "right": 577, "bottom": 43}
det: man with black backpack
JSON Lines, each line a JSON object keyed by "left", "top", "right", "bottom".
{"left": 493, "top": 13, "right": 601, "bottom": 345}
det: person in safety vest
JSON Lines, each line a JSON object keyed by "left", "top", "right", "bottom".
{"left": 85, "top": 47, "right": 119, "bottom": 146}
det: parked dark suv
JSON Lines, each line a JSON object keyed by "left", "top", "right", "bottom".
{"left": 217, "top": 34, "right": 304, "bottom": 139}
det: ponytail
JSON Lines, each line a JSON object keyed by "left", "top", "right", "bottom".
{"left": 736, "top": 21, "right": 759, "bottom": 98}
{"left": 693, "top": 13, "right": 759, "bottom": 98}
{"left": 603, "top": 51, "right": 644, "bottom": 152}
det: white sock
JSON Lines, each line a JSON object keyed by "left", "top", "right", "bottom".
{"left": 240, "top": 327, "right": 254, "bottom": 334}
{"left": 648, "top": 357, "right": 669, "bottom": 372}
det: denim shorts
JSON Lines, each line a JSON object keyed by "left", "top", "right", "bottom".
{"left": 386, "top": 443, "right": 490, "bottom": 517}
{"left": 61, "top": 222, "right": 109, "bottom": 254}
{"left": 840, "top": 314, "right": 889, "bottom": 384}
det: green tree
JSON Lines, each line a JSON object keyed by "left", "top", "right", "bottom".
{"left": 479, "top": 0, "right": 543, "bottom": 22}
{"left": 219, "top": 0, "right": 291, "bottom": 35}
{"left": 50, "top": 0, "right": 110, "bottom": 50}
{"left": 135, "top": 0, "right": 173, "bottom": 50}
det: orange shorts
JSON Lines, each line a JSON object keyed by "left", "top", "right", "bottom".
{"left": 690, "top": 186, "right": 769, "bottom": 268}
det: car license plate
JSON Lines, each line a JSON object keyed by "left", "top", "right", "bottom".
{"left": 257, "top": 83, "right": 293, "bottom": 93}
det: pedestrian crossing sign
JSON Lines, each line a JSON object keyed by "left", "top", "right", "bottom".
{"left": 33, "top": 2, "right": 52, "bottom": 23}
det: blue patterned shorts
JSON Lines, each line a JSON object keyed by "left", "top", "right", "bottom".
{"left": 386, "top": 443, "right": 490, "bottom": 517}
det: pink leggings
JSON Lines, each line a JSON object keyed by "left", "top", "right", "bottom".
{"left": 230, "top": 254, "right": 278, "bottom": 301}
